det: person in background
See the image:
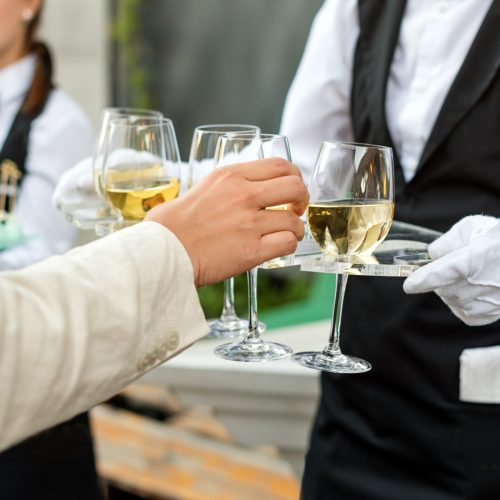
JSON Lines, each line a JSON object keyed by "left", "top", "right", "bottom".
{"left": 0, "top": 0, "right": 93, "bottom": 269}
{"left": 0, "top": 158, "right": 308, "bottom": 452}
{"left": 0, "top": 0, "right": 96, "bottom": 499}
{"left": 281, "top": 0, "right": 500, "bottom": 498}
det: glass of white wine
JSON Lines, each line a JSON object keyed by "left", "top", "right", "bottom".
{"left": 213, "top": 133, "right": 293, "bottom": 362}
{"left": 94, "top": 108, "right": 164, "bottom": 198}
{"left": 101, "top": 117, "right": 181, "bottom": 225}
{"left": 292, "top": 141, "right": 394, "bottom": 373}
{"left": 60, "top": 108, "right": 164, "bottom": 230}
{"left": 189, "top": 124, "right": 261, "bottom": 339}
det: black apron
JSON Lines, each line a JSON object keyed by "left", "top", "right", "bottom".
{"left": 0, "top": 75, "right": 100, "bottom": 499}
{"left": 301, "top": 2, "right": 500, "bottom": 499}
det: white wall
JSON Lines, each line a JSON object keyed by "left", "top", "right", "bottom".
{"left": 40, "top": 0, "right": 108, "bottom": 127}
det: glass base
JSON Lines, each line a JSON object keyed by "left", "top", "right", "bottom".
{"left": 95, "top": 219, "right": 139, "bottom": 236}
{"left": 214, "top": 339, "right": 291, "bottom": 362}
{"left": 207, "top": 317, "right": 266, "bottom": 339}
{"left": 292, "top": 351, "right": 371, "bottom": 373}
{"left": 62, "top": 201, "right": 120, "bottom": 230}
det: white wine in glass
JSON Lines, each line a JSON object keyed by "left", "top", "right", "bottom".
{"left": 105, "top": 166, "right": 180, "bottom": 220}
{"left": 102, "top": 118, "right": 181, "bottom": 226}
{"left": 293, "top": 141, "right": 395, "bottom": 373}
{"left": 59, "top": 108, "right": 164, "bottom": 230}
{"left": 93, "top": 108, "right": 164, "bottom": 198}
{"left": 308, "top": 199, "right": 394, "bottom": 256}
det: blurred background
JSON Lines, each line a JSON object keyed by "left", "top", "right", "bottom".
{"left": 43, "top": 0, "right": 324, "bottom": 154}
{"left": 39, "top": 1, "right": 332, "bottom": 498}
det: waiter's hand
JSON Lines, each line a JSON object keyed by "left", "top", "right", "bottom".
{"left": 146, "top": 158, "right": 309, "bottom": 287}
{"left": 404, "top": 215, "right": 500, "bottom": 326}
{"left": 52, "top": 157, "right": 94, "bottom": 208}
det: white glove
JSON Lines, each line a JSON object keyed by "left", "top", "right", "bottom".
{"left": 404, "top": 215, "right": 500, "bottom": 326}
{"left": 52, "top": 157, "right": 95, "bottom": 209}
{"left": 52, "top": 150, "right": 164, "bottom": 209}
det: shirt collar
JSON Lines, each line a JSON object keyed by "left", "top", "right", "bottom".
{"left": 0, "top": 54, "right": 36, "bottom": 109}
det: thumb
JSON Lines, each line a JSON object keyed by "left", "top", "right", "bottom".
{"left": 403, "top": 247, "right": 469, "bottom": 294}
{"left": 429, "top": 215, "right": 498, "bottom": 259}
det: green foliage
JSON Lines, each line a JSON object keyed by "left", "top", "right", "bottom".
{"left": 197, "top": 269, "right": 313, "bottom": 319}
{"left": 110, "top": 0, "right": 152, "bottom": 109}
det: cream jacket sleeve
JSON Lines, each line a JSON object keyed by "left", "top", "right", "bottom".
{"left": 0, "top": 221, "right": 209, "bottom": 451}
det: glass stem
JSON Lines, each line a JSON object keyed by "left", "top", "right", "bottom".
{"left": 245, "top": 268, "right": 262, "bottom": 342}
{"left": 220, "top": 278, "right": 237, "bottom": 319}
{"left": 323, "top": 274, "right": 348, "bottom": 356}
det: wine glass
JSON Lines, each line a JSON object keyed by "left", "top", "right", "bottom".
{"left": 59, "top": 107, "right": 164, "bottom": 229}
{"left": 213, "top": 133, "right": 294, "bottom": 362}
{"left": 101, "top": 117, "right": 181, "bottom": 227}
{"left": 93, "top": 108, "right": 164, "bottom": 198}
{"left": 189, "top": 124, "right": 261, "bottom": 339}
{"left": 292, "top": 141, "right": 394, "bottom": 373}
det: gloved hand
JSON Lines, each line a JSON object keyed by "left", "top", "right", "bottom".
{"left": 52, "top": 157, "right": 95, "bottom": 209}
{"left": 403, "top": 215, "right": 500, "bottom": 326}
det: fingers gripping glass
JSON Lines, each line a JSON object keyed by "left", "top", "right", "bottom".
{"left": 188, "top": 124, "right": 261, "bottom": 339}
{"left": 213, "top": 133, "right": 294, "bottom": 362}
{"left": 292, "top": 141, "right": 395, "bottom": 373}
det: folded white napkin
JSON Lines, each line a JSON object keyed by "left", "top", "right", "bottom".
{"left": 460, "top": 345, "right": 500, "bottom": 403}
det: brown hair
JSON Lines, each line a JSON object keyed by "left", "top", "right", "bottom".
{"left": 21, "top": 2, "right": 54, "bottom": 116}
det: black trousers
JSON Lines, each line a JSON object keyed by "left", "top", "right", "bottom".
{"left": 0, "top": 413, "right": 100, "bottom": 500}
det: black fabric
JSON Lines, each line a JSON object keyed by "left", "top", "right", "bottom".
{"left": 302, "top": 1, "right": 500, "bottom": 499}
{"left": 0, "top": 414, "right": 100, "bottom": 500}
{"left": 0, "top": 109, "right": 35, "bottom": 212}
{"left": 0, "top": 111, "right": 32, "bottom": 176}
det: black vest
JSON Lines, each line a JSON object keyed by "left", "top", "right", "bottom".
{"left": 302, "top": 2, "right": 500, "bottom": 500}
{"left": 0, "top": 103, "right": 38, "bottom": 212}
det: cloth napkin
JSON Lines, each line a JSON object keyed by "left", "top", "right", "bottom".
{"left": 460, "top": 345, "right": 500, "bottom": 403}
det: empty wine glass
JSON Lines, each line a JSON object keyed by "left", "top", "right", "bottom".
{"left": 213, "top": 133, "right": 294, "bottom": 362}
{"left": 292, "top": 141, "right": 394, "bottom": 373}
{"left": 100, "top": 117, "right": 181, "bottom": 229}
{"left": 189, "top": 124, "right": 261, "bottom": 339}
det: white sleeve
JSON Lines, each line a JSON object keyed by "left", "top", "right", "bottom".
{"left": 0, "top": 90, "right": 95, "bottom": 270}
{"left": 0, "top": 221, "right": 209, "bottom": 451}
{"left": 280, "top": 0, "right": 359, "bottom": 184}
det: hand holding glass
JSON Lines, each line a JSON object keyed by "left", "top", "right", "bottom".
{"left": 188, "top": 124, "right": 260, "bottom": 339}
{"left": 213, "top": 133, "right": 294, "bottom": 362}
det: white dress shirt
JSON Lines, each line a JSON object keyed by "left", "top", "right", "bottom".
{"left": 0, "top": 221, "right": 209, "bottom": 451}
{"left": 0, "top": 54, "right": 95, "bottom": 270}
{"left": 281, "top": 0, "right": 493, "bottom": 183}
